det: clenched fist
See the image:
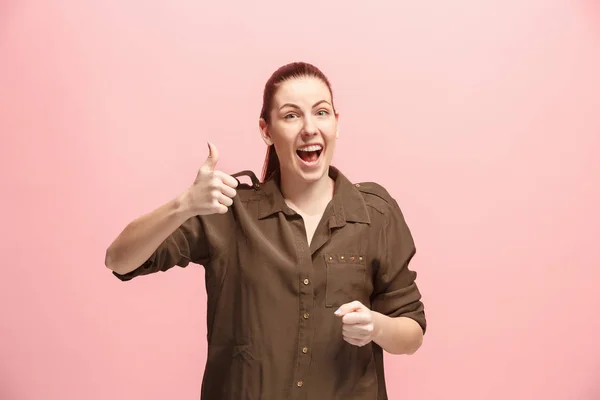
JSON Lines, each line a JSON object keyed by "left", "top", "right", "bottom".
{"left": 335, "top": 301, "right": 377, "bottom": 347}
{"left": 180, "top": 142, "right": 239, "bottom": 216}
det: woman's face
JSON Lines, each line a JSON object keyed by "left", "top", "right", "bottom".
{"left": 260, "top": 76, "right": 339, "bottom": 184}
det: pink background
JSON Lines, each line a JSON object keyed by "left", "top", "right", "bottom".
{"left": 1, "top": 1, "right": 599, "bottom": 399}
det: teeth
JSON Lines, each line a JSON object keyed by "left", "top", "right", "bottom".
{"left": 298, "top": 145, "right": 323, "bottom": 152}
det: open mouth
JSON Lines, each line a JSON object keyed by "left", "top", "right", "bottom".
{"left": 296, "top": 144, "right": 323, "bottom": 164}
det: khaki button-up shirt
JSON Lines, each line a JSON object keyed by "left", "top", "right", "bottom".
{"left": 114, "top": 166, "right": 426, "bottom": 400}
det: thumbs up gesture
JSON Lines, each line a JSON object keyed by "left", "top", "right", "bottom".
{"left": 180, "top": 142, "right": 239, "bottom": 216}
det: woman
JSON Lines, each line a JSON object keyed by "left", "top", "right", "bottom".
{"left": 105, "top": 62, "right": 426, "bottom": 399}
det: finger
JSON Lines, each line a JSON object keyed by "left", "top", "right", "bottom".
{"left": 213, "top": 171, "right": 239, "bottom": 191}
{"left": 213, "top": 202, "right": 229, "bottom": 215}
{"left": 342, "top": 311, "right": 371, "bottom": 325}
{"left": 342, "top": 325, "right": 372, "bottom": 339}
{"left": 218, "top": 193, "right": 234, "bottom": 207}
{"left": 218, "top": 182, "right": 237, "bottom": 199}
{"left": 201, "top": 142, "right": 219, "bottom": 172}
{"left": 213, "top": 171, "right": 239, "bottom": 189}
{"left": 334, "top": 301, "right": 364, "bottom": 317}
{"left": 342, "top": 327, "right": 364, "bottom": 340}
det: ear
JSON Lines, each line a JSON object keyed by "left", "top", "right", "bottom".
{"left": 259, "top": 118, "right": 273, "bottom": 146}
{"left": 335, "top": 112, "right": 340, "bottom": 139}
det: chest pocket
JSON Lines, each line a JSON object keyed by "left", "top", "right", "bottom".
{"left": 324, "top": 253, "right": 368, "bottom": 308}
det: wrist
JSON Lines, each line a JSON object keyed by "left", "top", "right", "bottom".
{"left": 173, "top": 189, "right": 196, "bottom": 220}
{"left": 371, "top": 311, "right": 386, "bottom": 341}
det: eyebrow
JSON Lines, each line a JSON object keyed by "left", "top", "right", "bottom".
{"left": 279, "top": 100, "right": 332, "bottom": 111}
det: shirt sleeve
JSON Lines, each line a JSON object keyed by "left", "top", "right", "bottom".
{"left": 370, "top": 199, "right": 427, "bottom": 334}
{"left": 112, "top": 215, "right": 210, "bottom": 282}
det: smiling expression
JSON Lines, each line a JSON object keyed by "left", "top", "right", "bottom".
{"left": 260, "top": 76, "right": 339, "bottom": 184}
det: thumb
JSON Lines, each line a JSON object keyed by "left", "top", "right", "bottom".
{"left": 202, "top": 142, "right": 219, "bottom": 171}
{"left": 334, "top": 301, "right": 363, "bottom": 317}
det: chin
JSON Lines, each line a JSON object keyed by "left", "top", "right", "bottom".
{"left": 298, "top": 168, "right": 328, "bottom": 183}
{"left": 295, "top": 160, "right": 331, "bottom": 183}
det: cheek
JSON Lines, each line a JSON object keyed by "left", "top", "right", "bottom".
{"left": 321, "top": 120, "right": 338, "bottom": 138}
{"left": 326, "top": 142, "right": 337, "bottom": 158}
{"left": 325, "top": 131, "right": 338, "bottom": 148}
{"left": 271, "top": 130, "right": 296, "bottom": 155}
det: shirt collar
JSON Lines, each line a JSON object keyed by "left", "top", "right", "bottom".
{"left": 257, "top": 166, "right": 371, "bottom": 226}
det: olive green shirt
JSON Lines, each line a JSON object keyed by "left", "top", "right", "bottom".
{"left": 113, "top": 166, "right": 426, "bottom": 400}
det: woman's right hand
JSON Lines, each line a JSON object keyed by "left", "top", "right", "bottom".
{"left": 179, "top": 142, "right": 239, "bottom": 216}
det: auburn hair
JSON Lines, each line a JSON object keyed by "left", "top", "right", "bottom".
{"left": 260, "top": 62, "right": 335, "bottom": 181}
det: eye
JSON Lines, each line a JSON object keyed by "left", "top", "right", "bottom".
{"left": 284, "top": 113, "right": 298, "bottom": 119}
{"left": 316, "top": 109, "right": 329, "bottom": 116}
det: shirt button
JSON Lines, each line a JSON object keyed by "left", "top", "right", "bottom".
{"left": 302, "top": 347, "right": 308, "bottom": 354}
{"left": 303, "top": 312, "right": 309, "bottom": 319}
{"left": 303, "top": 278, "right": 309, "bottom": 285}
{"left": 297, "top": 380, "right": 303, "bottom": 387}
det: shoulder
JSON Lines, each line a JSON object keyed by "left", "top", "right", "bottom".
{"left": 354, "top": 180, "right": 413, "bottom": 237}
{"left": 354, "top": 181, "right": 397, "bottom": 215}
{"left": 231, "top": 170, "right": 264, "bottom": 202}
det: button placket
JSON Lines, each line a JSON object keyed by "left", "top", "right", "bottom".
{"left": 291, "top": 221, "right": 315, "bottom": 396}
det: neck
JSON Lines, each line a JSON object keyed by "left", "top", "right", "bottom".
{"left": 279, "top": 168, "right": 334, "bottom": 216}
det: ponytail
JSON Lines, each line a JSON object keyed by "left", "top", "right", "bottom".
{"left": 261, "top": 144, "right": 279, "bottom": 182}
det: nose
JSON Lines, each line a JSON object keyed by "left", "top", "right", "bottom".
{"left": 301, "top": 115, "right": 318, "bottom": 136}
